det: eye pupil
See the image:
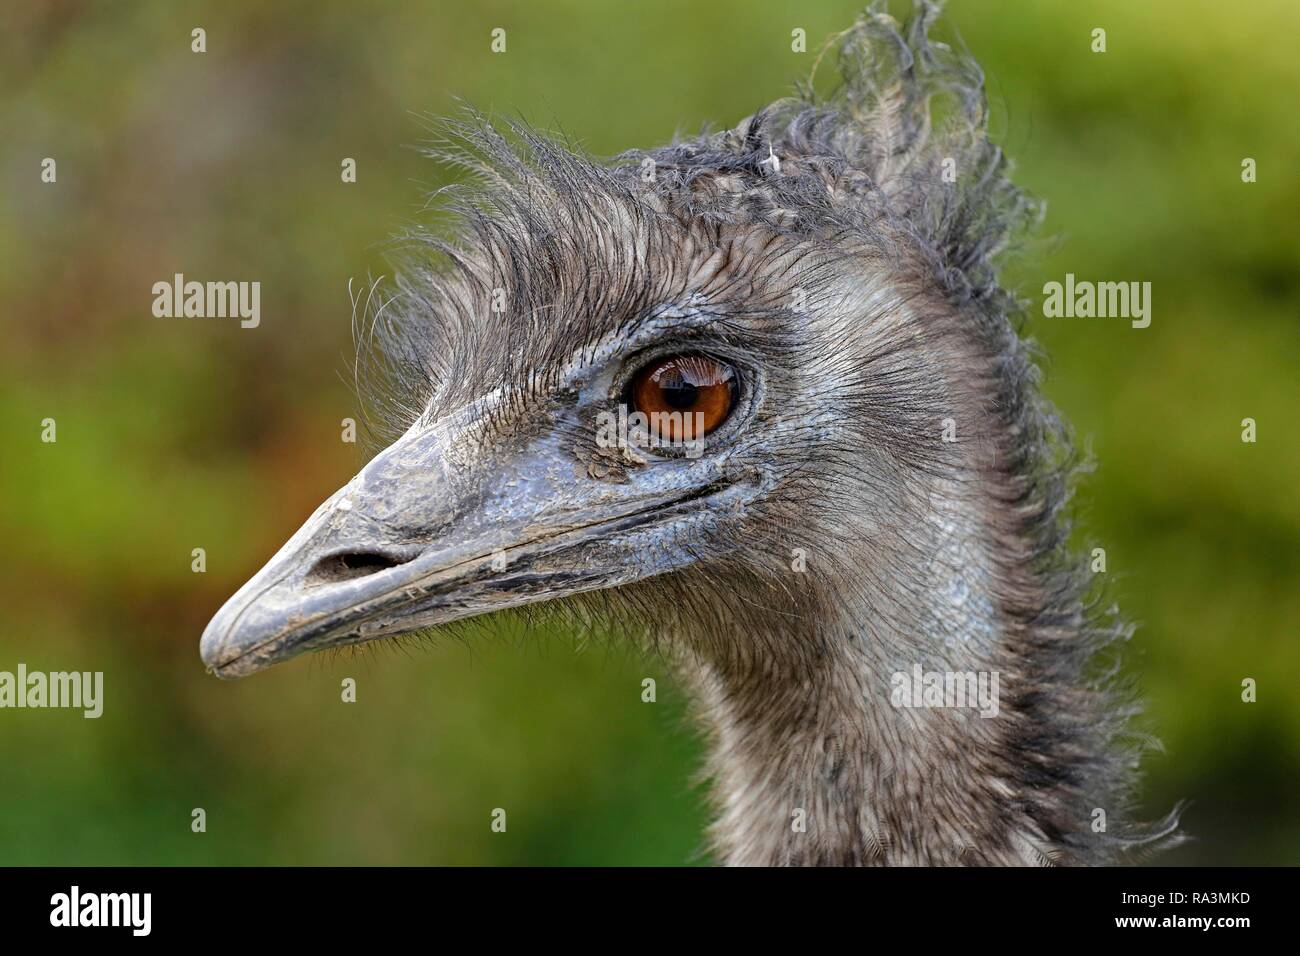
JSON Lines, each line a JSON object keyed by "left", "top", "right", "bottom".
{"left": 659, "top": 377, "right": 699, "bottom": 410}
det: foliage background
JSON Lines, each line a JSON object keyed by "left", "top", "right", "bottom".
{"left": 1, "top": 0, "right": 1296, "bottom": 865}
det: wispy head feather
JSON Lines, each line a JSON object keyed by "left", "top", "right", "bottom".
{"left": 347, "top": 0, "right": 1180, "bottom": 865}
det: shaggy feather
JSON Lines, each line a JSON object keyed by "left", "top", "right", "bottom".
{"left": 349, "top": 1, "right": 1181, "bottom": 865}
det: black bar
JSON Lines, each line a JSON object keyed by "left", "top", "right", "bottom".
{"left": 0, "top": 866, "right": 1283, "bottom": 940}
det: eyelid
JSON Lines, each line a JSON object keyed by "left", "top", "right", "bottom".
{"left": 619, "top": 300, "right": 719, "bottom": 345}
{"left": 551, "top": 303, "right": 722, "bottom": 397}
{"left": 611, "top": 339, "right": 744, "bottom": 398}
{"left": 655, "top": 355, "right": 736, "bottom": 389}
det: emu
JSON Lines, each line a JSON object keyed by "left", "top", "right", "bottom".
{"left": 201, "top": 4, "right": 1179, "bottom": 865}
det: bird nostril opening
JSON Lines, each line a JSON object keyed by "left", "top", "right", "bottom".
{"left": 306, "top": 551, "right": 407, "bottom": 585}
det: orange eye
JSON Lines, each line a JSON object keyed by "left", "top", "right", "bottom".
{"left": 630, "top": 354, "right": 739, "bottom": 442}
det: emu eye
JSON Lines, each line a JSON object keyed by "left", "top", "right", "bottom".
{"left": 630, "top": 354, "right": 739, "bottom": 442}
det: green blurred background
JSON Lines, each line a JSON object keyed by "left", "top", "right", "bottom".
{"left": 1, "top": 0, "right": 1296, "bottom": 865}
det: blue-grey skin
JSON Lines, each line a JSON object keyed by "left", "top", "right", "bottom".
{"left": 201, "top": 307, "right": 761, "bottom": 680}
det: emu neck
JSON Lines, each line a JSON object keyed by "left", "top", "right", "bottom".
{"left": 680, "top": 485, "right": 1055, "bottom": 866}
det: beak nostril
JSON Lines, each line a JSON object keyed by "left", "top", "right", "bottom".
{"left": 306, "top": 551, "right": 407, "bottom": 585}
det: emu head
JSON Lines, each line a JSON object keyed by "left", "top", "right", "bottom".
{"left": 201, "top": 8, "right": 1037, "bottom": 680}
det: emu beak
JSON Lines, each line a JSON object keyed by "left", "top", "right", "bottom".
{"left": 200, "top": 413, "right": 736, "bottom": 679}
